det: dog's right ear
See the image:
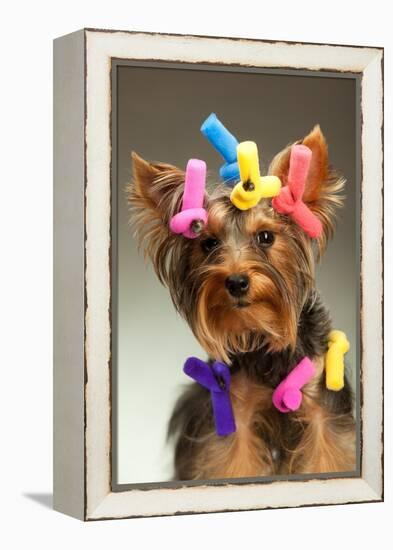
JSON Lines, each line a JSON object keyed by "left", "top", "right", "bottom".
{"left": 129, "top": 152, "right": 186, "bottom": 225}
{"left": 127, "top": 153, "right": 186, "bottom": 280}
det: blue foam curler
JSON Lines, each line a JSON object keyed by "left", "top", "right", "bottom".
{"left": 201, "top": 113, "right": 240, "bottom": 185}
{"left": 201, "top": 113, "right": 239, "bottom": 163}
{"left": 219, "top": 161, "right": 240, "bottom": 182}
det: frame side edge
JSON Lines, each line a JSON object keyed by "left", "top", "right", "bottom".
{"left": 360, "top": 50, "right": 384, "bottom": 500}
{"left": 53, "top": 29, "right": 86, "bottom": 521}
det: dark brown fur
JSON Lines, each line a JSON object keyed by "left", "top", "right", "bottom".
{"left": 127, "top": 125, "right": 356, "bottom": 480}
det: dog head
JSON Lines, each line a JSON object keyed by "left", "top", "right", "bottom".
{"left": 128, "top": 126, "right": 344, "bottom": 362}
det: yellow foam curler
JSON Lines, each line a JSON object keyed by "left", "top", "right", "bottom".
{"left": 230, "top": 141, "right": 281, "bottom": 210}
{"left": 325, "top": 330, "right": 350, "bottom": 391}
{"left": 238, "top": 141, "right": 260, "bottom": 184}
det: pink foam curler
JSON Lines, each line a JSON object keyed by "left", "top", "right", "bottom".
{"left": 272, "top": 357, "right": 316, "bottom": 413}
{"left": 272, "top": 145, "right": 323, "bottom": 238}
{"left": 169, "top": 159, "right": 208, "bottom": 239}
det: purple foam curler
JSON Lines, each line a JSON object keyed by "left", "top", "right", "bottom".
{"left": 183, "top": 357, "right": 236, "bottom": 437}
{"left": 169, "top": 159, "right": 208, "bottom": 239}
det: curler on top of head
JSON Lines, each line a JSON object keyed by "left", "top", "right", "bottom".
{"left": 272, "top": 144, "right": 323, "bottom": 238}
{"left": 169, "top": 158, "right": 208, "bottom": 239}
{"left": 230, "top": 141, "right": 281, "bottom": 210}
{"left": 200, "top": 113, "right": 240, "bottom": 185}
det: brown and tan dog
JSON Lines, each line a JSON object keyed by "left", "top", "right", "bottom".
{"left": 127, "top": 125, "right": 356, "bottom": 481}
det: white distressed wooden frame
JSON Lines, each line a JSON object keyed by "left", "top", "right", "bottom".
{"left": 53, "top": 29, "right": 384, "bottom": 521}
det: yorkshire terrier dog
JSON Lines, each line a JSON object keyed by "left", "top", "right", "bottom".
{"left": 128, "top": 125, "right": 356, "bottom": 480}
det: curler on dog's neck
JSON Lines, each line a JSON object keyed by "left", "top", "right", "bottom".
{"left": 183, "top": 357, "right": 236, "bottom": 437}
{"left": 325, "top": 330, "right": 350, "bottom": 391}
{"left": 169, "top": 159, "right": 208, "bottom": 239}
{"left": 272, "top": 357, "right": 316, "bottom": 413}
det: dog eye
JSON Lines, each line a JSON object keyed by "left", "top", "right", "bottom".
{"left": 256, "top": 231, "right": 275, "bottom": 248}
{"left": 201, "top": 237, "right": 220, "bottom": 252}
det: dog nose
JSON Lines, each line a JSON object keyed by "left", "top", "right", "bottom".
{"left": 225, "top": 273, "right": 250, "bottom": 298}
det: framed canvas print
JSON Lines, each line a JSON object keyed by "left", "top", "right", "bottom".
{"left": 53, "top": 28, "right": 384, "bottom": 520}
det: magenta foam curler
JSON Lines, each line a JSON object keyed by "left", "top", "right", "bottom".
{"left": 169, "top": 159, "right": 208, "bottom": 239}
{"left": 272, "top": 357, "right": 316, "bottom": 413}
{"left": 272, "top": 144, "right": 323, "bottom": 238}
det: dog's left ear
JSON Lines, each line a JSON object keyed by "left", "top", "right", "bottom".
{"left": 269, "top": 125, "right": 345, "bottom": 250}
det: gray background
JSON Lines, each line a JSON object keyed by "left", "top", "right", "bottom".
{"left": 115, "top": 65, "right": 358, "bottom": 484}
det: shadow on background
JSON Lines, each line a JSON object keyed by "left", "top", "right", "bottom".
{"left": 23, "top": 493, "right": 53, "bottom": 509}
